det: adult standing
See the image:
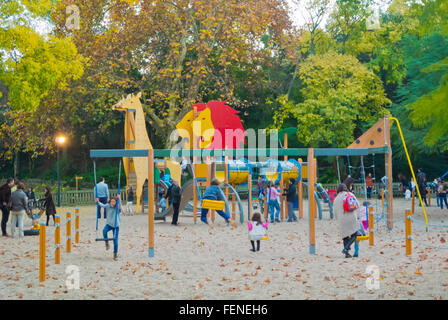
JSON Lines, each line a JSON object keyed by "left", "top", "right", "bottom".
{"left": 126, "top": 187, "right": 134, "bottom": 215}
{"left": 283, "top": 178, "right": 298, "bottom": 222}
{"left": 44, "top": 187, "right": 57, "bottom": 226}
{"left": 365, "top": 173, "right": 374, "bottom": 199}
{"left": 0, "top": 178, "right": 14, "bottom": 237}
{"left": 333, "top": 183, "right": 361, "bottom": 258}
{"left": 10, "top": 182, "right": 28, "bottom": 238}
{"left": 343, "top": 176, "right": 355, "bottom": 193}
{"left": 95, "top": 177, "right": 109, "bottom": 219}
{"left": 417, "top": 168, "right": 426, "bottom": 185}
{"left": 168, "top": 180, "right": 182, "bottom": 226}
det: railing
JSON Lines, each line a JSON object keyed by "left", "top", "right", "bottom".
{"left": 31, "top": 182, "right": 405, "bottom": 206}
{"left": 34, "top": 190, "right": 124, "bottom": 207}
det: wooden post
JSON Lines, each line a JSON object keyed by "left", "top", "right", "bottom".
{"left": 192, "top": 106, "right": 199, "bottom": 224}
{"left": 368, "top": 207, "right": 374, "bottom": 247}
{"left": 314, "top": 158, "right": 318, "bottom": 218}
{"left": 283, "top": 133, "right": 288, "bottom": 221}
{"left": 55, "top": 216, "right": 61, "bottom": 264}
{"left": 279, "top": 178, "right": 284, "bottom": 221}
{"left": 207, "top": 162, "right": 214, "bottom": 222}
{"left": 225, "top": 155, "right": 230, "bottom": 220}
{"left": 405, "top": 209, "right": 412, "bottom": 256}
{"left": 75, "top": 208, "right": 80, "bottom": 244}
{"left": 308, "top": 148, "right": 316, "bottom": 254}
{"left": 248, "top": 173, "right": 253, "bottom": 221}
{"left": 232, "top": 184, "right": 236, "bottom": 221}
{"left": 39, "top": 223, "right": 46, "bottom": 282}
{"left": 193, "top": 164, "right": 197, "bottom": 224}
{"left": 385, "top": 116, "right": 393, "bottom": 230}
{"left": 148, "top": 149, "right": 155, "bottom": 257}
{"left": 381, "top": 189, "right": 384, "bottom": 207}
{"left": 66, "top": 211, "right": 71, "bottom": 253}
{"left": 428, "top": 187, "right": 431, "bottom": 206}
{"left": 298, "top": 158, "right": 303, "bottom": 219}
{"left": 412, "top": 189, "right": 415, "bottom": 214}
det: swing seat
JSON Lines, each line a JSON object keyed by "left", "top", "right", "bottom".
{"left": 202, "top": 199, "right": 225, "bottom": 211}
{"left": 356, "top": 235, "right": 369, "bottom": 241}
{"left": 95, "top": 237, "right": 116, "bottom": 242}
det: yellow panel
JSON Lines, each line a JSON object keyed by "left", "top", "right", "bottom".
{"left": 216, "top": 171, "right": 225, "bottom": 183}
{"left": 195, "top": 163, "right": 208, "bottom": 179}
{"left": 165, "top": 160, "right": 182, "bottom": 187}
{"left": 356, "top": 235, "right": 369, "bottom": 241}
{"left": 202, "top": 199, "right": 225, "bottom": 210}
{"left": 301, "top": 164, "right": 308, "bottom": 179}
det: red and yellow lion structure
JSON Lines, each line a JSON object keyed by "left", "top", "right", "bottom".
{"left": 176, "top": 101, "right": 245, "bottom": 149}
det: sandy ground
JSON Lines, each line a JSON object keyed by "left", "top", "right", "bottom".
{"left": 0, "top": 198, "right": 447, "bottom": 300}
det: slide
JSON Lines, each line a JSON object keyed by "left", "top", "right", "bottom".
{"left": 155, "top": 179, "right": 199, "bottom": 220}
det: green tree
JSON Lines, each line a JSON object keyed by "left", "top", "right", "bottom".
{"left": 273, "top": 51, "right": 390, "bottom": 147}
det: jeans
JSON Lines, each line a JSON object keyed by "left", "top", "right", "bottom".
{"left": 10, "top": 210, "right": 25, "bottom": 238}
{"left": 367, "top": 186, "right": 372, "bottom": 199}
{"left": 268, "top": 199, "right": 280, "bottom": 222}
{"left": 287, "top": 201, "right": 297, "bottom": 221}
{"left": 440, "top": 194, "right": 448, "bottom": 209}
{"left": 0, "top": 204, "right": 10, "bottom": 235}
{"left": 103, "top": 224, "right": 119, "bottom": 253}
{"left": 97, "top": 197, "right": 108, "bottom": 219}
{"left": 126, "top": 201, "right": 133, "bottom": 215}
{"left": 342, "top": 232, "right": 358, "bottom": 253}
{"left": 437, "top": 194, "right": 441, "bottom": 208}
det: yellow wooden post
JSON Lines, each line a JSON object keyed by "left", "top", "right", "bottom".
{"left": 207, "top": 162, "right": 214, "bottom": 222}
{"left": 148, "top": 149, "right": 155, "bottom": 257}
{"left": 39, "top": 223, "right": 46, "bottom": 282}
{"left": 193, "top": 164, "right": 198, "bottom": 224}
{"left": 279, "top": 178, "right": 284, "bottom": 221}
{"left": 314, "top": 158, "right": 318, "bottom": 218}
{"left": 298, "top": 158, "right": 303, "bottom": 219}
{"left": 308, "top": 149, "right": 316, "bottom": 254}
{"left": 232, "top": 184, "right": 236, "bottom": 221}
{"left": 75, "top": 208, "right": 80, "bottom": 244}
{"left": 55, "top": 216, "right": 61, "bottom": 264}
{"left": 66, "top": 211, "right": 71, "bottom": 253}
{"left": 405, "top": 209, "right": 412, "bottom": 256}
{"left": 369, "top": 207, "right": 374, "bottom": 247}
{"left": 248, "top": 173, "right": 253, "bottom": 220}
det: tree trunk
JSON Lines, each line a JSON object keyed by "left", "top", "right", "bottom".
{"left": 14, "top": 151, "right": 19, "bottom": 180}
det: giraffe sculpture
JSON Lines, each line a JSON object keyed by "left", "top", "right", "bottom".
{"left": 112, "top": 92, "right": 152, "bottom": 213}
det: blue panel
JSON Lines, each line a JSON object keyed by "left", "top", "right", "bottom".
{"left": 148, "top": 248, "right": 154, "bottom": 257}
{"left": 90, "top": 149, "right": 149, "bottom": 158}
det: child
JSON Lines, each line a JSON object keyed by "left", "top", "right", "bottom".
{"left": 404, "top": 187, "right": 411, "bottom": 200}
{"left": 201, "top": 179, "right": 235, "bottom": 226}
{"left": 359, "top": 201, "right": 369, "bottom": 234}
{"left": 267, "top": 182, "right": 281, "bottom": 223}
{"left": 96, "top": 194, "right": 122, "bottom": 261}
{"left": 159, "top": 196, "right": 167, "bottom": 213}
{"left": 248, "top": 212, "right": 269, "bottom": 252}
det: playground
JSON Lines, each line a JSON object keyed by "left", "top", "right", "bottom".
{"left": 1, "top": 199, "right": 447, "bottom": 300}
{"left": 2, "top": 0, "right": 448, "bottom": 303}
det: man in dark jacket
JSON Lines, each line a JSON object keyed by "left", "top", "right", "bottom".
{"left": 168, "top": 180, "right": 182, "bottom": 226}
{"left": 283, "top": 178, "right": 298, "bottom": 222}
{"left": 0, "top": 178, "right": 15, "bottom": 237}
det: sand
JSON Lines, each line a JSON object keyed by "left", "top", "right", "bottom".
{"left": 0, "top": 198, "right": 447, "bottom": 300}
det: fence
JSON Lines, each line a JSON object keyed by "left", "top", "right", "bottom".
{"left": 27, "top": 182, "right": 404, "bottom": 206}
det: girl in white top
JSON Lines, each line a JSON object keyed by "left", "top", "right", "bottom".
{"left": 248, "top": 212, "right": 269, "bottom": 252}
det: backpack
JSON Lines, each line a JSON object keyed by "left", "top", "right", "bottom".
{"left": 343, "top": 192, "right": 359, "bottom": 212}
